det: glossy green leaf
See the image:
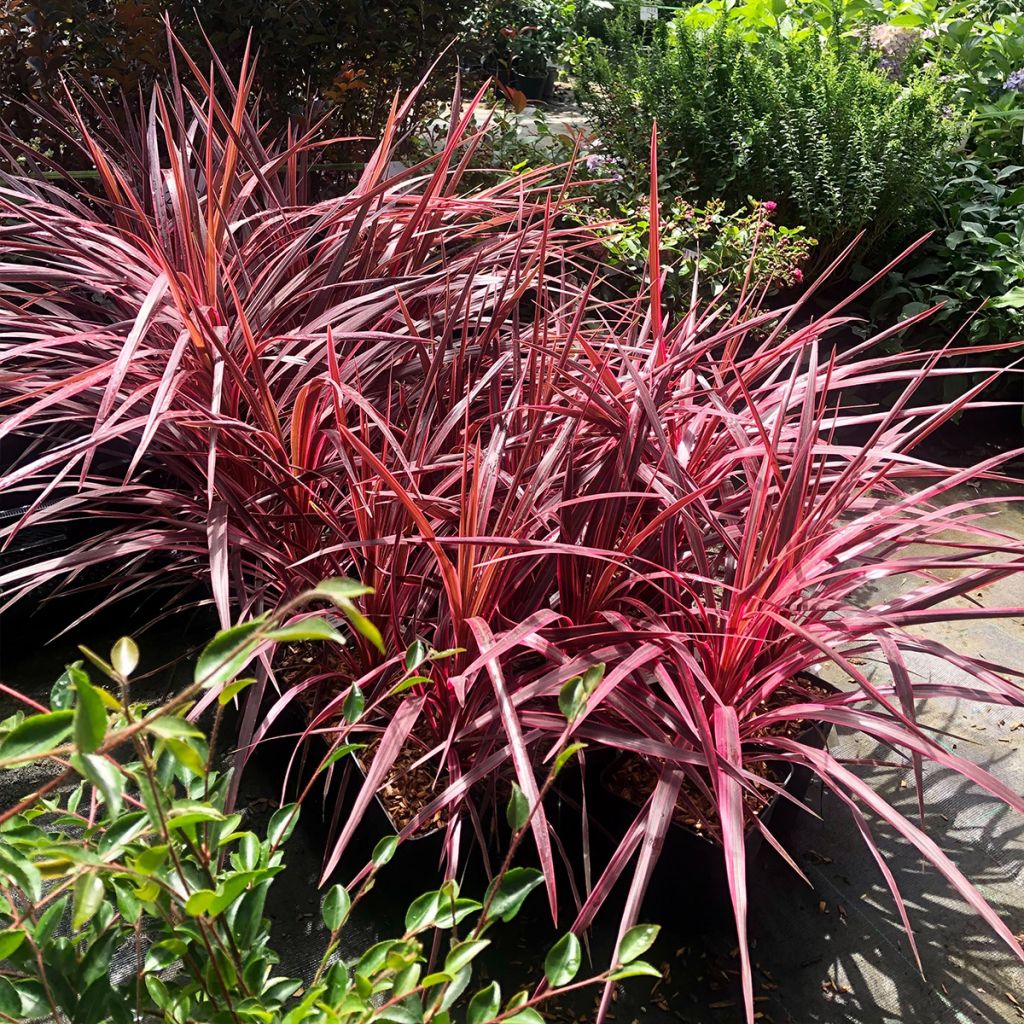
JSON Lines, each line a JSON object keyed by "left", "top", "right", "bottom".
{"left": 131, "top": 844, "right": 168, "bottom": 875}
{"left": 265, "top": 618, "right": 347, "bottom": 645}
{"left": 324, "top": 960, "right": 349, "bottom": 1003}
{"left": 51, "top": 664, "right": 80, "bottom": 711}
{"left": 71, "top": 753, "right": 124, "bottom": 816}
{"left": 77, "top": 645, "right": 115, "bottom": 680}
{"left": 194, "top": 617, "right": 267, "bottom": 690}
{"left": 355, "top": 939, "right": 400, "bottom": 978}
{"left": 110, "top": 636, "right": 139, "bottom": 678}
{"left": 505, "top": 1010, "right": 545, "bottom": 1024}
{"left": 609, "top": 960, "right": 662, "bottom": 981}
{"left": 505, "top": 991, "right": 529, "bottom": 1011}
{"left": 0, "top": 928, "right": 26, "bottom": 960}
{"left": 0, "top": 978, "right": 19, "bottom": 1017}
{"left": 234, "top": 832, "right": 261, "bottom": 871}
{"left": 444, "top": 938, "right": 490, "bottom": 976}
{"left": 428, "top": 647, "right": 464, "bottom": 661}
{"left": 218, "top": 677, "right": 256, "bottom": 705}
{"left": 342, "top": 683, "right": 365, "bottom": 724}
{"left": 322, "top": 884, "right": 351, "bottom": 931}
{"left": 558, "top": 676, "right": 585, "bottom": 721}
{"left": 405, "top": 638, "right": 430, "bottom": 671}
{"left": 72, "top": 670, "right": 107, "bottom": 753}
{"left": 320, "top": 742, "right": 364, "bottom": 771}
{"left": 433, "top": 898, "right": 482, "bottom": 928}
{"left": 98, "top": 812, "right": 147, "bottom": 856}
{"left": 185, "top": 889, "right": 216, "bottom": 916}
{"left": 377, "top": 1007, "right": 419, "bottom": 1024}
{"left": 11, "top": 979, "right": 47, "bottom": 1018}
{"left": 312, "top": 578, "right": 374, "bottom": 603}
{"left": 506, "top": 782, "right": 529, "bottom": 832}
{"left": 33, "top": 895, "right": 68, "bottom": 943}
{"left": 372, "top": 834, "right": 399, "bottom": 866}
{"left": 544, "top": 932, "right": 581, "bottom": 986}
{"left": 207, "top": 872, "right": 263, "bottom": 916}
{"left": 145, "top": 975, "right": 171, "bottom": 1010}
{"left": 267, "top": 804, "right": 300, "bottom": 848}
{"left": 421, "top": 971, "right": 453, "bottom": 988}
{"left": 552, "top": 742, "right": 587, "bottom": 778}
{"left": 466, "top": 981, "right": 501, "bottom": 1024}
{"left": 164, "top": 737, "right": 207, "bottom": 776}
{"left": 617, "top": 924, "right": 661, "bottom": 965}
{"left": 145, "top": 716, "right": 204, "bottom": 741}
{"left": 581, "top": 662, "right": 605, "bottom": 694}
{"left": 144, "top": 939, "right": 186, "bottom": 972}
{"left": 389, "top": 674, "right": 432, "bottom": 697}
{"left": 0, "top": 710, "right": 74, "bottom": 762}
{"left": 164, "top": 803, "right": 225, "bottom": 830}
{"left": 484, "top": 867, "right": 543, "bottom": 922}
{"left": 72, "top": 872, "right": 104, "bottom": 930}
{"left": 404, "top": 890, "right": 440, "bottom": 934}
{"left": 393, "top": 962, "right": 421, "bottom": 997}
{"left": 437, "top": 966, "right": 472, "bottom": 1014}
{"left": 310, "top": 580, "right": 384, "bottom": 653}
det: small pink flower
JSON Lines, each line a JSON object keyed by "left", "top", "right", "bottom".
{"left": 793, "top": 267, "right": 804, "bottom": 284}
{"left": 763, "top": 201, "right": 777, "bottom": 214}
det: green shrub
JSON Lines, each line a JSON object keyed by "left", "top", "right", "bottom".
{"left": 861, "top": 154, "right": 1024, "bottom": 376}
{"left": 0, "top": 1, "right": 484, "bottom": 165}
{"left": 410, "top": 104, "right": 814, "bottom": 306}
{"left": 583, "top": 188, "right": 815, "bottom": 302}
{"left": 571, "top": 15, "right": 961, "bottom": 257}
{"left": 0, "top": 597, "right": 659, "bottom": 1023}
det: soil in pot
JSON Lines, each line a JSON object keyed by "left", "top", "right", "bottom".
{"left": 354, "top": 736, "right": 448, "bottom": 835}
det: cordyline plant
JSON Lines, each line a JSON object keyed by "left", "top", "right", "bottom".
{"left": 3, "top": 34, "right": 1024, "bottom": 1024}
{"left": 0, "top": 29, "right": 600, "bottom": 915}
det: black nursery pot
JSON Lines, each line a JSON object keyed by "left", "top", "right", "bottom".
{"left": 587, "top": 676, "right": 838, "bottom": 917}
{"left": 327, "top": 752, "right": 446, "bottom": 892}
{"left": 513, "top": 66, "right": 556, "bottom": 102}
{"left": 239, "top": 695, "right": 445, "bottom": 897}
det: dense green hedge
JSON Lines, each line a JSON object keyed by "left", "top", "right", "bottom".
{"left": 571, "top": 15, "right": 959, "bottom": 261}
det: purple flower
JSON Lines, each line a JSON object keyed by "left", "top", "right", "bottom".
{"left": 867, "top": 24, "right": 919, "bottom": 80}
{"left": 583, "top": 151, "right": 623, "bottom": 181}
{"left": 868, "top": 24, "right": 919, "bottom": 60}
{"left": 1005, "top": 68, "right": 1024, "bottom": 94}
{"left": 762, "top": 200, "right": 777, "bottom": 214}
{"left": 877, "top": 54, "right": 902, "bottom": 81}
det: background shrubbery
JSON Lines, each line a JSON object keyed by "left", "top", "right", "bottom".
{"left": 2, "top": 7, "right": 1024, "bottom": 1024}
{"left": 568, "top": 0, "right": 1024, "bottom": 386}
{"left": 0, "top": 0, "right": 483, "bottom": 165}
{"left": 571, "top": 13, "right": 958, "bottom": 259}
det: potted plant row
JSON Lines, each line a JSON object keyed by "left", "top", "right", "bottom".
{"left": 2, "top": 33, "right": 1024, "bottom": 1024}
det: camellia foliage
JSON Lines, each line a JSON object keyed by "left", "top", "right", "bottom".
{"left": 0, "top": 593, "right": 659, "bottom": 1023}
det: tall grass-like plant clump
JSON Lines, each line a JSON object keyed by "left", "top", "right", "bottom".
{"left": 531, "top": 273, "right": 1024, "bottom": 1021}
{"left": 0, "top": 37, "right": 589, "bottom": 618}
{"left": 3, "top": 36, "right": 1024, "bottom": 1024}
{"left": 0, "top": 30, "right": 602, "bottom": 915}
